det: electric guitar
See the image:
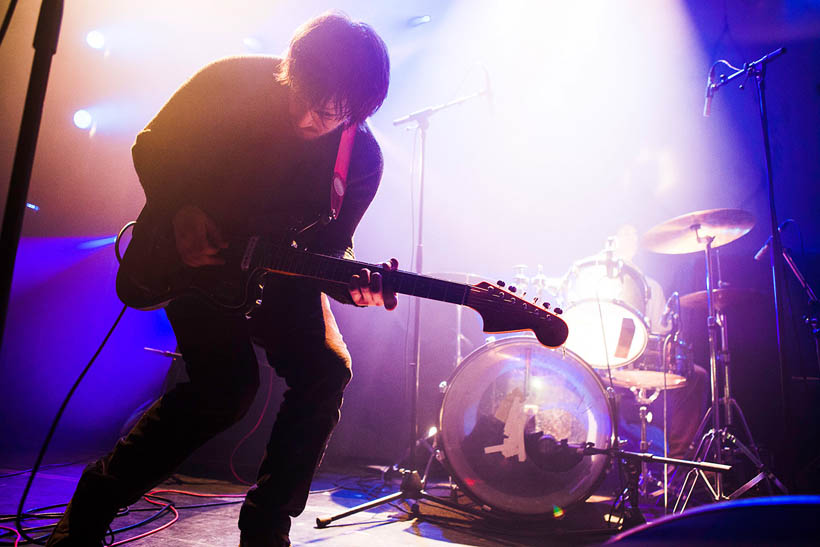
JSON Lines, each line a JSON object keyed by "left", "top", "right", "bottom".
{"left": 115, "top": 212, "right": 569, "bottom": 348}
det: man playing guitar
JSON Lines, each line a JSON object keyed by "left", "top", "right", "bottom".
{"left": 48, "top": 12, "right": 395, "bottom": 547}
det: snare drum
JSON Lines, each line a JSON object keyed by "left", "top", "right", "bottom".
{"left": 438, "top": 336, "right": 614, "bottom": 516}
{"left": 610, "top": 334, "right": 693, "bottom": 390}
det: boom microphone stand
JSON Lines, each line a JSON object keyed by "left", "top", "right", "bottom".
{"left": 703, "top": 47, "right": 794, "bottom": 486}
{"left": 317, "top": 88, "right": 488, "bottom": 528}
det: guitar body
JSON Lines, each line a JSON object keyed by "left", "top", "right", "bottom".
{"left": 116, "top": 208, "right": 265, "bottom": 312}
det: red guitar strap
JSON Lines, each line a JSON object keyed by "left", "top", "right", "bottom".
{"left": 330, "top": 124, "right": 357, "bottom": 220}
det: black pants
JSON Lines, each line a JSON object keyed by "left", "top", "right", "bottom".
{"left": 47, "top": 282, "right": 352, "bottom": 545}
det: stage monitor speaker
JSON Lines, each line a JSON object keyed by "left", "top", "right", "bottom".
{"left": 607, "top": 496, "right": 820, "bottom": 545}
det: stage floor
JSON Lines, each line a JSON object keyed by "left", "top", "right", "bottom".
{"left": 1, "top": 460, "right": 653, "bottom": 546}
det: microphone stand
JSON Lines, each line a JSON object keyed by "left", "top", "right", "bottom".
{"left": 0, "top": 0, "right": 64, "bottom": 354}
{"left": 582, "top": 444, "right": 731, "bottom": 530}
{"left": 317, "top": 89, "right": 487, "bottom": 529}
{"left": 780, "top": 248, "right": 820, "bottom": 374}
{"left": 705, "top": 47, "right": 793, "bottom": 486}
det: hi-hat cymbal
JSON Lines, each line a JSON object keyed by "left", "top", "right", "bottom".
{"left": 679, "top": 288, "right": 765, "bottom": 311}
{"left": 642, "top": 208, "right": 755, "bottom": 254}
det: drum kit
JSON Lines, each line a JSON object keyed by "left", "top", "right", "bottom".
{"left": 431, "top": 208, "right": 784, "bottom": 521}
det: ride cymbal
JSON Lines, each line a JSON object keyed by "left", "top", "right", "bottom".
{"left": 642, "top": 208, "right": 755, "bottom": 254}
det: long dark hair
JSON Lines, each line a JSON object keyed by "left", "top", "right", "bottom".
{"left": 277, "top": 11, "right": 390, "bottom": 125}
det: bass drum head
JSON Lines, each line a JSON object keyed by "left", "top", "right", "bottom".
{"left": 439, "top": 336, "right": 613, "bottom": 516}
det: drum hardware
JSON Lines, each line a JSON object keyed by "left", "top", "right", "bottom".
{"left": 642, "top": 209, "right": 787, "bottom": 511}
{"left": 615, "top": 292, "right": 687, "bottom": 509}
{"left": 628, "top": 388, "right": 662, "bottom": 498}
{"left": 558, "top": 244, "right": 689, "bottom": 512}
{"left": 580, "top": 443, "right": 731, "bottom": 529}
{"left": 512, "top": 264, "right": 529, "bottom": 296}
{"left": 530, "top": 264, "right": 559, "bottom": 304}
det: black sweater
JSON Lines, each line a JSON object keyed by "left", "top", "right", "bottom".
{"left": 131, "top": 55, "right": 384, "bottom": 305}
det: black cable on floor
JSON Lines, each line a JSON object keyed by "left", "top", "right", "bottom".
{"left": 15, "top": 305, "right": 128, "bottom": 545}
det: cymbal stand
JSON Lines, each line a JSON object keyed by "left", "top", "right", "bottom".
{"left": 674, "top": 236, "right": 786, "bottom": 512}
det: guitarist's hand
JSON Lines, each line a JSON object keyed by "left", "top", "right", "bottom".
{"left": 349, "top": 258, "right": 399, "bottom": 310}
{"left": 172, "top": 205, "right": 229, "bottom": 267}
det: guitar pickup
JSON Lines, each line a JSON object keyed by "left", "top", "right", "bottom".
{"left": 241, "top": 236, "right": 260, "bottom": 272}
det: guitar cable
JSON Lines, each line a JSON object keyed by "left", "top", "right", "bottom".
{"left": 115, "top": 221, "right": 137, "bottom": 263}
{"left": 12, "top": 228, "right": 137, "bottom": 544}
{"left": 14, "top": 304, "right": 128, "bottom": 545}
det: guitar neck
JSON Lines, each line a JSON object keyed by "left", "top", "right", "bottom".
{"left": 267, "top": 246, "right": 470, "bottom": 305}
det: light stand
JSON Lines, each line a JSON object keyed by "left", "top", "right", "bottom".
{"left": 317, "top": 88, "right": 487, "bottom": 528}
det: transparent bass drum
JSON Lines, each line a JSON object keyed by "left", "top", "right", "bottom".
{"left": 438, "top": 336, "right": 614, "bottom": 516}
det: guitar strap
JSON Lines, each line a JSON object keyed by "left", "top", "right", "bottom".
{"left": 330, "top": 124, "right": 357, "bottom": 221}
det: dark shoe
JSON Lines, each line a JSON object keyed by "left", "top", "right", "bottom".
{"left": 239, "top": 529, "right": 291, "bottom": 546}
{"left": 45, "top": 499, "right": 110, "bottom": 546}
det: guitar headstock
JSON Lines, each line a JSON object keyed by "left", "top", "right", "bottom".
{"left": 465, "top": 281, "right": 569, "bottom": 347}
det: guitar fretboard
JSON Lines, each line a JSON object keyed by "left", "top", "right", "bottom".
{"left": 264, "top": 245, "right": 470, "bottom": 305}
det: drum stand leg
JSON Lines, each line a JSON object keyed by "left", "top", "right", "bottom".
{"left": 611, "top": 455, "right": 647, "bottom": 530}
{"left": 673, "top": 400, "right": 787, "bottom": 514}
{"left": 674, "top": 428, "right": 720, "bottom": 513}
{"left": 672, "top": 238, "right": 787, "bottom": 514}
{"left": 630, "top": 388, "right": 662, "bottom": 499}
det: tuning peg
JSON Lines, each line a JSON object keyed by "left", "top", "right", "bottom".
{"left": 497, "top": 280, "right": 506, "bottom": 287}
{"left": 509, "top": 286, "right": 517, "bottom": 293}
{"left": 554, "top": 307, "right": 563, "bottom": 315}
{"left": 542, "top": 302, "right": 551, "bottom": 309}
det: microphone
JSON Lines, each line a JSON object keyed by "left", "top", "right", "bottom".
{"left": 703, "top": 65, "right": 716, "bottom": 117}
{"left": 754, "top": 236, "right": 773, "bottom": 262}
{"left": 661, "top": 291, "right": 679, "bottom": 328}
{"left": 524, "top": 432, "right": 584, "bottom": 473}
{"left": 753, "top": 221, "right": 789, "bottom": 262}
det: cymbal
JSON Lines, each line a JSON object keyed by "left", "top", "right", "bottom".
{"left": 642, "top": 208, "right": 755, "bottom": 254}
{"left": 679, "top": 288, "right": 765, "bottom": 311}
